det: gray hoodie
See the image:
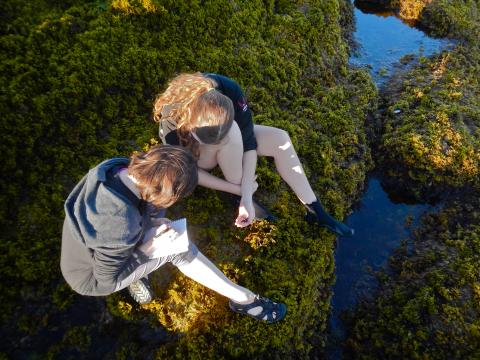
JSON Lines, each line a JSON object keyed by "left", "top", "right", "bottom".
{"left": 61, "top": 158, "right": 147, "bottom": 296}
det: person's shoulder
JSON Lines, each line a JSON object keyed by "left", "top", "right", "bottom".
{"left": 204, "top": 72, "right": 229, "bottom": 84}
{"left": 204, "top": 73, "right": 243, "bottom": 97}
{"left": 94, "top": 184, "right": 142, "bottom": 245}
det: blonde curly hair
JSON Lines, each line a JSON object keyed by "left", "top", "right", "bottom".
{"left": 153, "top": 73, "right": 234, "bottom": 157}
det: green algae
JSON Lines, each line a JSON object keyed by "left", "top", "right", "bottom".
{"left": 344, "top": 197, "right": 480, "bottom": 359}
{"left": 344, "top": 1, "right": 480, "bottom": 358}
{"left": 366, "top": 0, "right": 480, "bottom": 202}
{"left": 0, "top": 0, "right": 376, "bottom": 357}
{"left": 378, "top": 45, "right": 480, "bottom": 201}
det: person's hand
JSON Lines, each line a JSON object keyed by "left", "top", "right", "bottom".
{"left": 140, "top": 222, "right": 180, "bottom": 258}
{"left": 153, "top": 224, "right": 179, "bottom": 243}
{"left": 235, "top": 198, "right": 255, "bottom": 228}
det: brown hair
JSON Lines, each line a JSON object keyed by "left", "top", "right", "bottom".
{"left": 128, "top": 145, "right": 198, "bottom": 208}
{"left": 153, "top": 73, "right": 234, "bottom": 156}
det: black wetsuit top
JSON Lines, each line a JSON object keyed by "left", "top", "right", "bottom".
{"left": 163, "top": 73, "right": 257, "bottom": 152}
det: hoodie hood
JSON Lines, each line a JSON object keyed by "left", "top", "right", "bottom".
{"left": 64, "top": 157, "right": 142, "bottom": 249}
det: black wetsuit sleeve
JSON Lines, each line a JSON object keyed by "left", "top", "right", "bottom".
{"left": 205, "top": 73, "right": 257, "bottom": 152}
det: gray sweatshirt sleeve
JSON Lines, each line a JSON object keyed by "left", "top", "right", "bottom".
{"left": 91, "top": 240, "right": 139, "bottom": 294}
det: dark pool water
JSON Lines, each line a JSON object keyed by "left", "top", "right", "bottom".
{"left": 349, "top": 3, "right": 452, "bottom": 84}
{"left": 328, "top": 3, "right": 451, "bottom": 358}
{"left": 328, "top": 178, "right": 431, "bottom": 357}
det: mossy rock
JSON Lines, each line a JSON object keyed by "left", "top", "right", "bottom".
{"left": 356, "top": 0, "right": 433, "bottom": 20}
{"left": 344, "top": 195, "right": 480, "bottom": 359}
{"left": 377, "top": 44, "right": 480, "bottom": 202}
{"left": 344, "top": 2, "right": 480, "bottom": 359}
{"left": 419, "top": 0, "right": 480, "bottom": 40}
{"left": 372, "top": 0, "right": 480, "bottom": 202}
{"left": 364, "top": 0, "right": 480, "bottom": 201}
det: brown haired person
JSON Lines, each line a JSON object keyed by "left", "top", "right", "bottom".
{"left": 154, "top": 73, "right": 354, "bottom": 236}
{"left": 60, "top": 145, "right": 286, "bottom": 323}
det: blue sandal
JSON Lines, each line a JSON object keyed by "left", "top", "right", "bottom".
{"left": 229, "top": 295, "right": 287, "bottom": 324}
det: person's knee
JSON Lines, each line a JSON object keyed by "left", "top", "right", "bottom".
{"left": 219, "top": 160, "right": 242, "bottom": 185}
{"left": 170, "top": 244, "right": 199, "bottom": 267}
{"left": 277, "top": 129, "right": 291, "bottom": 143}
{"left": 274, "top": 129, "right": 293, "bottom": 154}
{"left": 224, "top": 172, "right": 242, "bottom": 186}
{"left": 218, "top": 147, "right": 243, "bottom": 185}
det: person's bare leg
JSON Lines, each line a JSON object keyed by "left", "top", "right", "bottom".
{"left": 216, "top": 121, "right": 244, "bottom": 186}
{"left": 254, "top": 125, "right": 354, "bottom": 236}
{"left": 176, "top": 251, "right": 287, "bottom": 322}
{"left": 254, "top": 125, "right": 316, "bottom": 204}
{"left": 196, "top": 139, "right": 243, "bottom": 194}
{"left": 176, "top": 251, "right": 289, "bottom": 320}
{"left": 197, "top": 141, "right": 220, "bottom": 170}
{"left": 195, "top": 122, "right": 245, "bottom": 193}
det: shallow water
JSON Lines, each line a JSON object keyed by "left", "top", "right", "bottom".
{"left": 349, "top": 3, "right": 452, "bottom": 84}
{"left": 328, "top": 3, "right": 450, "bottom": 358}
{"left": 328, "top": 178, "right": 431, "bottom": 357}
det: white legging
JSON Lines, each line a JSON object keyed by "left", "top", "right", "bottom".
{"left": 198, "top": 124, "right": 317, "bottom": 204}
{"left": 177, "top": 252, "right": 254, "bottom": 303}
{"left": 117, "top": 246, "right": 254, "bottom": 303}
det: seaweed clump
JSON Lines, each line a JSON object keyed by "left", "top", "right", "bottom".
{"left": 0, "top": 0, "right": 376, "bottom": 358}
{"left": 344, "top": 197, "right": 480, "bottom": 359}
{"left": 378, "top": 46, "right": 480, "bottom": 201}
{"left": 344, "top": 1, "right": 480, "bottom": 358}
{"left": 373, "top": 0, "right": 480, "bottom": 202}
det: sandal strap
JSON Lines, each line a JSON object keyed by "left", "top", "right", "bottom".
{"left": 229, "top": 295, "right": 285, "bottom": 323}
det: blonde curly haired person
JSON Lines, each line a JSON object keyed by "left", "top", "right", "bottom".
{"left": 153, "top": 73, "right": 353, "bottom": 237}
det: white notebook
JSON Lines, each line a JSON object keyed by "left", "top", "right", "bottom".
{"left": 139, "top": 218, "right": 190, "bottom": 258}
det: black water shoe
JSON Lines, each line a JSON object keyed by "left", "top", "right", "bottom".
{"left": 229, "top": 295, "right": 287, "bottom": 324}
{"left": 305, "top": 201, "right": 354, "bottom": 237}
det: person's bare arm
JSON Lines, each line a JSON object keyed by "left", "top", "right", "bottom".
{"left": 235, "top": 149, "right": 257, "bottom": 227}
{"left": 198, "top": 168, "right": 242, "bottom": 195}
